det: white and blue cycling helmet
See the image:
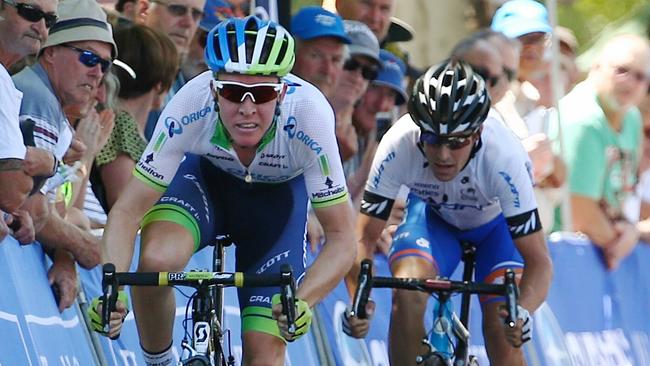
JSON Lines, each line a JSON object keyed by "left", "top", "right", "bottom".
{"left": 204, "top": 16, "right": 295, "bottom": 77}
{"left": 408, "top": 59, "right": 491, "bottom": 135}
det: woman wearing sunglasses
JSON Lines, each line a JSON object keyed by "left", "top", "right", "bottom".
{"left": 95, "top": 16, "right": 356, "bottom": 366}
{"left": 343, "top": 60, "right": 552, "bottom": 365}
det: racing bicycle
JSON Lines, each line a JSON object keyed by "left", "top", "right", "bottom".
{"left": 100, "top": 235, "right": 298, "bottom": 366}
{"left": 351, "top": 241, "right": 519, "bottom": 366}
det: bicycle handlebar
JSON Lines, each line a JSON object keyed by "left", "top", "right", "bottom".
{"left": 351, "top": 260, "right": 520, "bottom": 325}
{"left": 100, "top": 262, "right": 298, "bottom": 338}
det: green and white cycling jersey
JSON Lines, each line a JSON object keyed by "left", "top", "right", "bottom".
{"left": 134, "top": 71, "right": 348, "bottom": 209}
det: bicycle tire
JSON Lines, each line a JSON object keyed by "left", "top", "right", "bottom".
{"left": 182, "top": 355, "right": 210, "bottom": 366}
{"left": 419, "top": 353, "right": 447, "bottom": 366}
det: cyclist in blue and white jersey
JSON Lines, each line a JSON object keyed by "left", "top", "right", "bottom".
{"left": 344, "top": 60, "right": 552, "bottom": 365}
{"left": 91, "top": 16, "right": 356, "bottom": 366}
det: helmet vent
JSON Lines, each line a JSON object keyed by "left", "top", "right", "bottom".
{"left": 226, "top": 23, "right": 238, "bottom": 62}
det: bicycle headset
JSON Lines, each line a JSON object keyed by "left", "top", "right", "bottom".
{"left": 204, "top": 16, "right": 295, "bottom": 77}
{"left": 408, "top": 59, "right": 491, "bottom": 136}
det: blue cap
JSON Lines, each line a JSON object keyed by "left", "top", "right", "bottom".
{"left": 373, "top": 50, "right": 407, "bottom": 105}
{"left": 199, "top": 0, "right": 231, "bottom": 32}
{"left": 491, "top": 0, "right": 552, "bottom": 39}
{"left": 290, "top": 6, "right": 351, "bottom": 44}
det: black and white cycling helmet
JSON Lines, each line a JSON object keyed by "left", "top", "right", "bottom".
{"left": 408, "top": 59, "right": 491, "bottom": 135}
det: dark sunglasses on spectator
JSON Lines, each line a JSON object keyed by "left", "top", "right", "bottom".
{"left": 343, "top": 58, "right": 379, "bottom": 80}
{"left": 212, "top": 80, "right": 283, "bottom": 104}
{"left": 472, "top": 66, "right": 501, "bottom": 88}
{"left": 612, "top": 65, "right": 649, "bottom": 83}
{"left": 503, "top": 66, "right": 516, "bottom": 82}
{"left": 151, "top": 0, "right": 203, "bottom": 21}
{"left": 419, "top": 131, "right": 476, "bottom": 150}
{"left": 2, "top": 0, "right": 57, "bottom": 28}
{"left": 61, "top": 44, "right": 111, "bottom": 73}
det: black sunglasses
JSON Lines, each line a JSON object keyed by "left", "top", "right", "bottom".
{"left": 419, "top": 131, "right": 475, "bottom": 150}
{"left": 503, "top": 66, "right": 516, "bottom": 82}
{"left": 212, "top": 80, "right": 283, "bottom": 104}
{"left": 2, "top": 0, "right": 57, "bottom": 28}
{"left": 61, "top": 44, "right": 111, "bottom": 73}
{"left": 472, "top": 65, "right": 501, "bottom": 88}
{"left": 151, "top": 0, "right": 203, "bottom": 21}
{"left": 343, "top": 58, "right": 379, "bottom": 81}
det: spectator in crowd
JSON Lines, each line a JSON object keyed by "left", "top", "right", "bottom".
{"left": 553, "top": 34, "right": 650, "bottom": 270}
{"left": 114, "top": 0, "right": 149, "bottom": 25}
{"left": 334, "top": 0, "right": 421, "bottom": 83}
{"left": 333, "top": 20, "right": 381, "bottom": 162}
{"left": 492, "top": 0, "right": 552, "bottom": 118}
{"left": 95, "top": 25, "right": 178, "bottom": 211}
{"left": 143, "top": 0, "right": 206, "bottom": 139}
{"left": 481, "top": 30, "right": 521, "bottom": 106}
{"left": 335, "top": 0, "right": 394, "bottom": 44}
{"left": 0, "top": 0, "right": 58, "bottom": 224}
{"left": 305, "top": 20, "right": 380, "bottom": 250}
{"left": 12, "top": 0, "right": 116, "bottom": 310}
{"left": 556, "top": 25, "right": 580, "bottom": 94}
{"left": 179, "top": 0, "right": 229, "bottom": 81}
{"left": 491, "top": 0, "right": 567, "bottom": 232}
{"left": 61, "top": 73, "right": 115, "bottom": 232}
{"left": 451, "top": 36, "right": 505, "bottom": 101}
{"left": 291, "top": 6, "right": 351, "bottom": 100}
{"left": 345, "top": 49, "right": 406, "bottom": 204}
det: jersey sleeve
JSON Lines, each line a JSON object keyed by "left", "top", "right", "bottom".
{"left": 133, "top": 80, "right": 208, "bottom": 192}
{"left": 364, "top": 116, "right": 413, "bottom": 199}
{"left": 293, "top": 93, "right": 349, "bottom": 209}
{"left": 482, "top": 123, "right": 541, "bottom": 237}
{"left": 360, "top": 116, "right": 415, "bottom": 219}
{"left": 0, "top": 73, "right": 26, "bottom": 160}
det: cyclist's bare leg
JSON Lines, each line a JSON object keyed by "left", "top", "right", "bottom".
{"left": 242, "top": 331, "right": 286, "bottom": 366}
{"left": 132, "top": 221, "right": 195, "bottom": 353}
{"left": 389, "top": 256, "right": 437, "bottom": 366}
{"left": 481, "top": 300, "right": 525, "bottom": 365}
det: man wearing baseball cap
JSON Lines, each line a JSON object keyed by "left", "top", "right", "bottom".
{"left": 12, "top": 0, "right": 116, "bottom": 311}
{"left": 344, "top": 49, "right": 406, "bottom": 201}
{"left": 491, "top": 0, "right": 551, "bottom": 85}
{"left": 334, "top": 20, "right": 381, "bottom": 161}
{"left": 291, "top": 6, "right": 351, "bottom": 100}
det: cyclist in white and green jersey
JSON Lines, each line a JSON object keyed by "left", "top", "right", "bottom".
{"left": 91, "top": 16, "right": 356, "bottom": 366}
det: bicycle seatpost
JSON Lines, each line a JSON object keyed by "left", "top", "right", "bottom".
{"left": 280, "top": 264, "right": 297, "bottom": 335}
{"left": 101, "top": 263, "right": 120, "bottom": 339}
{"left": 351, "top": 259, "right": 373, "bottom": 319}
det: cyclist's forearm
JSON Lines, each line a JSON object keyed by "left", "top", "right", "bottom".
{"left": 515, "top": 232, "right": 553, "bottom": 312}
{"left": 299, "top": 232, "right": 356, "bottom": 306}
{"left": 102, "top": 207, "right": 140, "bottom": 272}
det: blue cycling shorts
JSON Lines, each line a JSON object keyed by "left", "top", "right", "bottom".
{"left": 142, "top": 154, "right": 309, "bottom": 337}
{"left": 389, "top": 193, "right": 523, "bottom": 303}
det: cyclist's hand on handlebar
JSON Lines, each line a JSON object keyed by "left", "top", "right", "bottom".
{"left": 499, "top": 304, "right": 532, "bottom": 348}
{"left": 342, "top": 300, "right": 375, "bottom": 338}
{"left": 271, "top": 294, "right": 312, "bottom": 342}
{"left": 88, "top": 291, "right": 129, "bottom": 339}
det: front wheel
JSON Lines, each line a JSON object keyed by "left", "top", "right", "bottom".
{"left": 182, "top": 355, "right": 211, "bottom": 366}
{"left": 418, "top": 352, "right": 447, "bottom": 366}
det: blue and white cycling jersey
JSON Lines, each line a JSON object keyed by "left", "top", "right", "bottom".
{"left": 362, "top": 113, "right": 540, "bottom": 238}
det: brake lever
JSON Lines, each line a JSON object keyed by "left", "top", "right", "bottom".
{"left": 279, "top": 264, "right": 297, "bottom": 336}
{"left": 504, "top": 268, "right": 518, "bottom": 328}
{"left": 101, "top": 263, "right": 120, "bottom": 339}
{"left": 351, "top": 259, "right": 373, "bottom": 319}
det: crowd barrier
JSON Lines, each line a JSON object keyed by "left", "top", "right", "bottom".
{"left": 1, "top": 234, "right": 649, "bottom": 365}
